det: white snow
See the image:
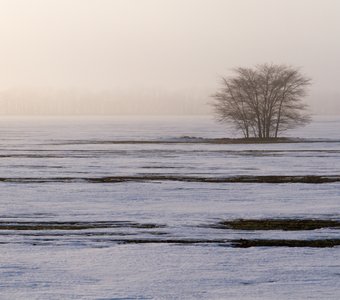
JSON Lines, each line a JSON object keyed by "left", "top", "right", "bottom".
{"left": 0, "top": 115, "right": 339, "bottom": 299}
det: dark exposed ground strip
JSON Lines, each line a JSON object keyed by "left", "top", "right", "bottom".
{"left": 1, "top": 237, "right": 339, "bottom": 248}
{"left": 1, "top": 219, "right": 340, "bottom": 231}
{"left": 0, "top": 175, "right": 339, "bottom": 184}
{"left": 117, "top": 238, "right": 340, "bottom": 248}
{"left": 36, "top": 238, "right": 340, "bottom": 248}
{"left": 211, "top": 219, "right": 340, "bottom": 231}
{"left": 1, "top": 219, "right": 340, "bottom": 247}
{"left": 0, "top": 221, "right": 164, "bottom": 230}
{"left": 1, "top": 219, "right": 339, "bottom": 231}
{"left": 47, "top": 137, "right": 340, "bottom": 145}
{"left": 1, "top": 149, "right": 340, "bottom": 159}
{"left": 231, "top": 239, "right": 340, "bottom": 248}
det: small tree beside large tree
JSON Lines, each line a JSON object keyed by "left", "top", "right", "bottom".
{"left": 212, "top": 64, "right": 311, "bottom": 139}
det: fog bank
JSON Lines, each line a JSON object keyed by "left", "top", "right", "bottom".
{"left": 0, "top": 0, "right": 339, "bottom": 115}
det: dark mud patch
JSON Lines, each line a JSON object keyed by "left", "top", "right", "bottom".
{"left": 106, "top": 238, "right": 340, "bottom": 248}
{"left": 212, "top": 219, "right": 340, "bottom": 231}
{"left": 1, "top": 175, "right": 339, "bottom": 184}
{"left": 232, "top": 239, "right": 340, "bottom": 248}
{"left": 116, "top": 239, "right": 227, "bottom": 245}
{"left": 1, "top": 233, "right": 339, "bottom": 248}
{"left": 0, "top": 221, "right": 165, "bottom": 231}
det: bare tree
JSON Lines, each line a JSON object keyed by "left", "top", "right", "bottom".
{"left": 212, "top": 64, "right": 311, "bottom": 138}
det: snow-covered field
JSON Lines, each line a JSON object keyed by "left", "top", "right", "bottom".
{"left": 0, "top": 116, "right": 339, "bottom": 299}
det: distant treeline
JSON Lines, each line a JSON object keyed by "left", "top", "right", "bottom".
{"left": 0, "top": 88, "right": 210, "bottom": 115}
{"left": 0, "top": 87, "right": 339, "bottom": 115}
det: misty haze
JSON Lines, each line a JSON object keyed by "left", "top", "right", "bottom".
{"left": 0, "top": 0, "right": 340, "bottom": 115}
{"left": 1, "top": 1, "right": 340, "bottom": 299}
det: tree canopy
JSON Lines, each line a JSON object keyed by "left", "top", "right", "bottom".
{"left": 212, "top": 64, "right": 311, "bottom": 138}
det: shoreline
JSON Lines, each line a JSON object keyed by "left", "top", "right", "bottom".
{"left": 51, "top": 137, "right": 340, "bottom": 145}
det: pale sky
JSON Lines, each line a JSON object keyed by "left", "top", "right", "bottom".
{"left": 0, "top": 0, "right": 339, "bottom": 114}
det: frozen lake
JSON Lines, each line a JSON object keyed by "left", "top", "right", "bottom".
{"left": 0, "top": 115, "right": 339, "bottom": 299}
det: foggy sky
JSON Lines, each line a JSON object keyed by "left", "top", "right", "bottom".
{"left": 0, "top": 0, "right": 339, "bottom": 115}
